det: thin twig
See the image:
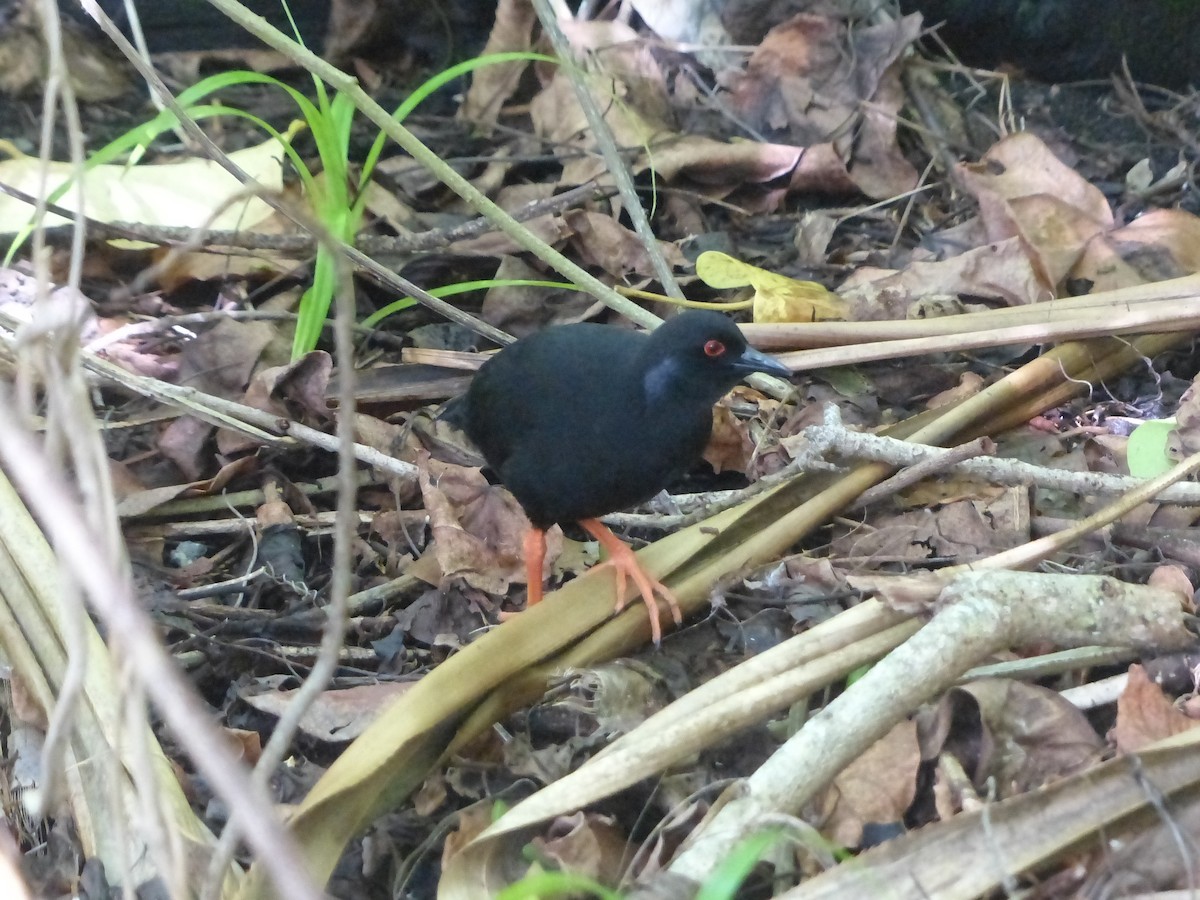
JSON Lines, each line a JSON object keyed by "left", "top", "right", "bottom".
{"left": 201, "top": 184, "right": 358, "bottom": 900}
{"left": 531, "top": 0, "right": 684, "bottom": 299}
{"left": 0, "top": 178, "right": 610, "bottom": 257}
{"left": 802, "top": 410, "right": 1200, "bottom": 505}
{"left": 0, "top": 390, "right": 324, "bottom": 900}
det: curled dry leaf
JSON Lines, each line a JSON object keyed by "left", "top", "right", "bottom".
{"left": 821, "top": 720, "right": 920, "bottom": 848}
{"left": 1074, "top": 207, "right": 1200, "bottom": 290}
{"left": 704, "top": 403, "right": 758, "bottom": 474}
{"left": 531, "top": 812, "right": 628, "bottom": 885}
{"left": 1146, "top": 565, "right": 1195, "bottom": 607}
{"left": 418, "top": 454, "right": 558, "bottom": 595}
{"left": 459, "top": 0, "right": 539, "bottom": 129}
{"left": 242, "top": 682, "right": 414, "bottom": 744}
{"left": 1112, "top": 664, "right": 1200, "bottom": 753}
{"left": 958, "top": 132, "right": 1113, "bottom": 291}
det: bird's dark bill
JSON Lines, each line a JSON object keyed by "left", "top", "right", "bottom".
{"left": 732, "top": 346, "right": 791, "bottom": 378}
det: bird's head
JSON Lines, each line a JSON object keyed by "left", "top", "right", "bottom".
{"left": 640, "top": 310, "right": 791, "bottom": 407}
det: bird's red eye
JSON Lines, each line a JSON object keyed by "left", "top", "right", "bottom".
{"left": 704, "top": 339, "right": 725, "bottom": 358}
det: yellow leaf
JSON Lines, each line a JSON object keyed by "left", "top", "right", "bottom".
{"left": 0, "top": 134, "right": 290, "bottom": 235}
{"left": 695, "top": 250, "right": 844, "bottom": 323}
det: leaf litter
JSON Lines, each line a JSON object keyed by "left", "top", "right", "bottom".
{"left": 2, "top": 1, "right": 1200, "bottom": 898}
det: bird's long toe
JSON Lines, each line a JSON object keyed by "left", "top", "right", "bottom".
{"left": 581, "top": 518, "right": 682, "bottom": 645}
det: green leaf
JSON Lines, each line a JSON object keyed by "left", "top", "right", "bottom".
{"left": 695, "top": 829, "right": 782, "bottom": 900}
{"left": 495, "top": 871, "right": 622, "bottom": 900}
{"left": 1128, "top": 418, "right": 1177, "bottom": 478}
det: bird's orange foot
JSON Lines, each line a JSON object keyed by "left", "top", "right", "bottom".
{"left": 580, "top": 519, "right": 683, "bottom": 645}
{"left": 498, "top": 527, "right": 547, "bottom": 623}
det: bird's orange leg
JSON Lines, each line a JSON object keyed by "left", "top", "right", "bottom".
{"left": 499, "top": 528, "right": 546, "bottom": 622}
{"left": 578, "top": 518, "right": 683, "bottom": 645}
{"left": 524, "top": 527, "right": 547, "bottom": 606}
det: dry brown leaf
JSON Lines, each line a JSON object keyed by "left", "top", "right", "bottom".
{"left": 220, "top": 351, "right": 333, "bottom": 456}
{"left": 481, "top": 255, "right": 599, "bottom": 336}
{"left": 850, "top": 50, "right": 920, "bottom": 199}
{"left": 704, "top": 404, "right": 758, "bottom": 474}
{"left": 961, "top": 680, "right": 1103, "bottom": 794}
{"left": 561, "top": 18, "right": 673, "bottom": 121}
{"left": 530, "top": 66, "right": 669, "bottom": 187}
{"left": 117, "top": 455, "right": 260, "bottom": 517}
{"left": 459, "top": 0, "right": 539, "bottom": 129}
{"left": 832, "top": 499, "right": 1021, "bottom": 561}
{"left": 531, "top": 812, "right": 628, "bottom": 884}
{"left": 564, "top": 209, "right": 685, "bottom": 281}
{"left": 442, "top": 803, "right": 499, "bottom": 875}
{"left": 413, "top": 771, "right": 448, "bottom": 817}
{"left": 0, "top": 13, "right": 130, "bottom": 101}
{"left": 1112, "top": 664, "right": 1200, "bottom": 753}
{"left": 917, "top": 680, "right": 1104, "bottom": 805}
{"left": 729, "top": 15, "right": 853, "bottom": 143}
{"left": 241, "top": 351, "right": 334, "bottom": 425}
{"left": 1168, "top": 374, "right": 1200, "bottom": 463}
{"left": 958, "top": 133, "right": 1113, "bottom": 291}
{"left": 654, "top": 135, "right": 803, "bottom": 185}
{"left": 182, "top": 317, "right": 277, "bottom": 398}
{"left": 157, "top": 415, "right": 216, "bottom": 482}
{"left": 448, "top": 212, "right": 574, "bottom": 256}
{"left": 926, "top": 372, "right": 986, "bottom": 409}
{"left": 839, "top": 237, "right": 1044, "bottom": 319}
{"left": 241, "top": 682, "right": 414, "bottom": 743}
{"left": 822, "top": 720, "right": 920, "bottom": 848}
{"left": 1146, "top": 565, "right": 1195, "bottom": 606}
{"left": 896, "top": 478, "right": 1007, "bottom": 510}
{"left": 1074, "top": 207, "right": 1200, "bottom": 290}
{"left": 726, "top": 12, "right": 920, "bottom": 198}
{"left": 152, "top": 317, "right": 276, "bottom": 476}
{"left": 224, "top": 728, "right": 263, "bottom": 766}
{"left": 418, "top": 455, "right": 558, "bottom": 595}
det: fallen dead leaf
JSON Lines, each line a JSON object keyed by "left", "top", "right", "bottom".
{"left": 704, "top": 404, "right": 759, "bottom": 474}
{"left": 821, "top": 720, "right": 920, "bottom": 848}
{"left": 1074, "top": 207, "right": 1200, "bottom": 290}
{"left": 531, "top": 812, "right": 628, "bottom": 884}
{"left": 1112, "top": 664, "right": 1200, "bottom": 753}
{"left": 958, "top": 132, "right": 1114, "bottom": 291}
{"left": 0, "top": 133, "right": 289, "bottom": 234}
{"left": 832, "top": 499, "right": 1022, "bottom": 562}
{"left": 459, "top": 0, "right": 539, "bottom": 129}
{"left": 564, "top": 210, "right": 685, "bottom": 281}
{"left": 839, "top": 237, "right": 1045, "bottom": 320}
{"left": 418, "top": 454, "right": 559, "bottom": 595}
{"left": 726, "top": 11, "right": 921, "bottom": 198}
{"left": 241, "top": 682, "right": 414, "bottom": 743}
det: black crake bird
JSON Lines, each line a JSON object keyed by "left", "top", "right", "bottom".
{"left": 446, "top": 310, "right": 792, "bottom": 643}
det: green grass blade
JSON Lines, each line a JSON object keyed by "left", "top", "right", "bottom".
{"left": 359, "top": 279, "right": 576, "bottom": 330}
{"left": 695, "top": 830, "right": 782, "bottom": 900}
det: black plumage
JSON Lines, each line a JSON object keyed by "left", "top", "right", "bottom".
{"left": 447, "top": 310, "right": 791, "bottom": 642}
